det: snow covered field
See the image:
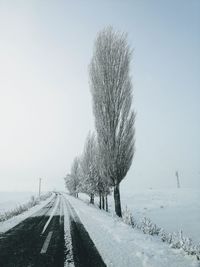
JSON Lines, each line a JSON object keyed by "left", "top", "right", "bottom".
{"left": 79, "top": 188, "right": 200, "bottom": 245}
{"left": 3, "top": 189, "right": 198, "bottom": 245}
{"left": 118, "top": 188, "right": 200, "bottom": 245}
{"left": 0, "top": 192, "right": 37, "bottom": 213}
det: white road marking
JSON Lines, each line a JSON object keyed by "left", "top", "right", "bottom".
{"left": 41, "top": 195, "right": 60, "bottom": 234}
{"left": 60, "top": 197, "right": 63, "bottom": 225}
{"left": 40, "top": 231, "right": 53, "bottom": 254}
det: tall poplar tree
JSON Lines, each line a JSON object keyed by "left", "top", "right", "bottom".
{"left": 89, "top": 27, "right": 135, "bottom": 217}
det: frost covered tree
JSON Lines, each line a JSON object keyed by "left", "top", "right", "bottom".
{"left": 89, "top": 27, "right": 135, "bottom": 217}
{"left": 93, "top": 141, "right": 110, "bottom": 210}
{"left": 65, "top": 133, "right": 110, "bottom": 208}
{"left": 79, "top": 132, "right": 98, "bottom": 204}
{"left": 65, "top": 157, "right": 80, "bottom": 197}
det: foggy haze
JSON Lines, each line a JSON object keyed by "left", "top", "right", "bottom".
{"left": 0, "top": 0, "right": 199, "bottom": 192}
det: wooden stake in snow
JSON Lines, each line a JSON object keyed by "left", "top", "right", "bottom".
{"left": 175, "top": 171, "right": 180, "bottom": 188}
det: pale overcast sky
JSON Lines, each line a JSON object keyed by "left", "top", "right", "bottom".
{"left": 0, "top": 0, "right": 199, "bottom": 192}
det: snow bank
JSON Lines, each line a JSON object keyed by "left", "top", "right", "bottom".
{"left": 0, "top": 191, "right": 37, "bottom": 213}
{"left": 64, "top": 193, "right": 198, "bottom": 267}
{"left": 0, "top": 193, "right": 54, "bottom": 233}
{"left": 118, "top": 188, "right": 200, "bottom": 244}
{"left": 78, "top": 188, "right": 200, "bottom": 244}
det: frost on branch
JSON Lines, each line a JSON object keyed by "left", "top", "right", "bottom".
{"left": 121, "top": 208, "right": 200, "bottom": 261}
{"left": 89, "top": 27, "right": 135, "bottom": 217}
{"left": 64, "top": 157, "right": 81, "bottom": 198}
{"left": 139, "top": 217, "right": 161, "bottom": 235}
{"left": 159, "top": 228, "right": 173, "bottom": 243}
{"left": 167, "top": 230, "right": 200, "bottom": 260}
{"left": 122, "top": 206, "right": 136, "bottom": 227}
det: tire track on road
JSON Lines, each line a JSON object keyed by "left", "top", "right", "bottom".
{"left": 0, "top": 194, "right": 64, "bottom": 267}
{"left": 63, "top": 196, "right": 106, "bottom": 267}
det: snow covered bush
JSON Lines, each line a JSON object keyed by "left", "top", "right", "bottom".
{"left": 194, "top": 245, "right": 200, "bottom": 260}
{"left": 39, "top": 192, "right": 52, "bottom": 201}
{"left": 0, "top": 192, "right": 51, "bottom": 222}
{"left": 0, "top": 204, "right": 30, "bottom": 222}
{"left": 158, "top": 228, "right": 200, "bottom": 260}
{"left": 119, "top": 206, "right": 200, "bottom": 260}
{"left": 170, "top": 230, "right": 184, "bottom": 249}
{"left": 139, "top": 217, "right": 161, "bottom": 235}
{"left": 29, "top": 196, "right": 39, "bottom": 207}
{"left": 159, "top": 228, "right": 173, "bottom": 243}
{"left": 122, "top": 206, "right": 136, "bottom": 227}
{"left": 169, "top": 230, "right": 200, "bottom": 260}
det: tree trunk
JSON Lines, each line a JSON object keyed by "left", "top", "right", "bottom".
{"left": 99, "top": 193, "right": 102, "bottom": 209}
{"left": 90, "top": 193, "right": 94, "bottom": 204}
{"left": 114, "top": 183, "right": 122, "bottom": 217}
{"left": 102, "top": 195, "right": 105, "bottom": 210}
{"left": 105, "top": 194, "right": 108, "bottom": 212}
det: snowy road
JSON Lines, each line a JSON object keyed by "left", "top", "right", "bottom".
{"left": 63, "top": 197, "right": 106, "bottom": 267}
{"left": 64, "top": 194, "right": 199, "bottom": 267}
{"left": 0, "top": 193, "right": 106, "bottom": 267}
{"left": 0, "top": 193, "right": 64, "bottom": 267}
{"left": 0, "top": 192, "right": 198, "bottom": 267}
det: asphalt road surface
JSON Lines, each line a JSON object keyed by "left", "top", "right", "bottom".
{"left": 0, "top": 193, "right": 106, "bottom": 267}
{"left": 64, "top": 197, "right": 106, "bottom": 267}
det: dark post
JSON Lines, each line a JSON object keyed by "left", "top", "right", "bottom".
{"left": 39, "top": 178, "right": 42, "bottom": 199}
{"left": 175, "top": 171, "right": 180, "bottom": 188}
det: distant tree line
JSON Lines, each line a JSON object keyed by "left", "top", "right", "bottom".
{"left": 64, "top": 27, "right": 135, "bottom": 217}
{"left": 65, "top": 132, "right": 110, "bottom": 211}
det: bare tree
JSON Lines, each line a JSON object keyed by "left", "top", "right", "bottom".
{"left": 89, "top": 27, "right": 135, "bottom": 217}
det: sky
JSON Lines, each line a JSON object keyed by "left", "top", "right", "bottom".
{"left": 0, "top": 0, "right": 199, "bottom": 192}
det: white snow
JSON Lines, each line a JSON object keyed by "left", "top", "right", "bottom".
{"left": 63, "top": 193, "right": 199, "bottom": 267}
{"left": 1, "top": 190, "right": 199, "bottom": 266}
{"left": 79, "top": 188, "right": 200, "bottom": 245}
{"left": 62, "top": 195, "right": 74, "bottom": 267}
{"left": 41, "top": 195, "right": 60, "bottom": 234}
{"left": 118, "top": 188, "right": 200, "bottom": 245}
{"left": 0, "top": 193, "right": 54, "bottom": 234}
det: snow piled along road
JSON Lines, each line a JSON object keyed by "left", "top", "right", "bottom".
{"left": 118, "top": 188, "right": 200, "bottom": 244}
{"left": 0, "top": 193, "right": 54, "bottom": 233}
{"left": 0, "top": 191, "right": 37, "bottom": 213}
{"left": 63, "top": 193, "right": 198, "bottom": 267}
{"left": 0, "top": 191, "right": 199, "bottom": 266}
